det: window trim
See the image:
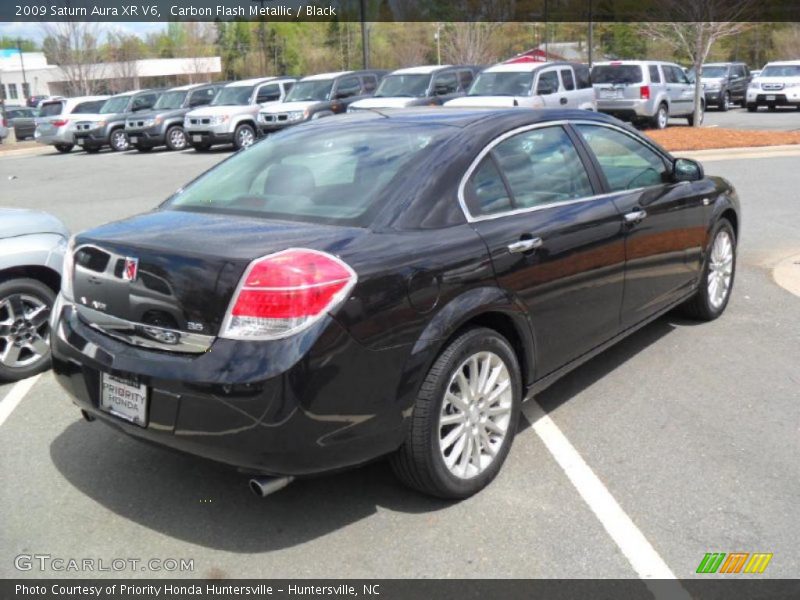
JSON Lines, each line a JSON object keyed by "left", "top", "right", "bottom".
{"left": 457, "top": 120, "right": 674, "bottom": 223}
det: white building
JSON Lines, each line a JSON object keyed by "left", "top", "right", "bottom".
{"left": 0, "top": 49, "right": 222, "bottom": 105}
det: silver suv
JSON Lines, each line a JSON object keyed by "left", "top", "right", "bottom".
{"left": 592, "top": 61, "right": 703, "bottom": 129}
{"left": 184, "top": 77, "right": 295, "bottom": 151}
{"left": 746, "top": 60, "right": 800, "bottom": 111}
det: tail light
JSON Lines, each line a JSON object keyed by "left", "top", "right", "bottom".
{"left": 52, "top": 119, "right": 69, "bottom": 127}
{"left": 221, "top": 248, "right": 357, "bottom": 340}
{"left": 639, "top": 86, "right": 650, "bottom": 100}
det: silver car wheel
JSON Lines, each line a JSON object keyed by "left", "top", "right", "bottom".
{"left": 111, "top": 130, "right": 128, "bottom": 151}
{"left": 438, "top": 351, "right": 513, "bottom": 479}
{"left": 237, "top": 127, "right": 255, "bottom": 148}
{"left": 707, "top": 230, "right": 733, "bottom": 310}
{"left": 657, "top": 106, "right": 668, "bottom": 129}
{"left": 0, "top": 294, "right": 51, "bottom": 369}
{"left": 169, "top": 128, "right": 187, "bottom": 149}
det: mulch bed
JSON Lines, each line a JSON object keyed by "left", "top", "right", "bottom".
{"left": 646, "top": 127, "right": 800, "bottom": 151}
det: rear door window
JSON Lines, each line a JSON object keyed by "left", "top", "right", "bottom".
{"left": 592, "top": 65, "right": 643, "bottom": 84}
{"left": 574, "top": 65, "right": 592, "bottom": 89}
{"left": 464, "top": 158, "right": 513, "bottom": 217}
{"left": 649, "top": 65, "right": 662, "bottom": 83}
{"left": 560, "top": 68, "right": 576, "bottom": 91}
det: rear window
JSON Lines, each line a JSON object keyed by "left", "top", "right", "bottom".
{"left": 39, "top": 101, "right": 64, "bottom": 117}
{"left": 164, "top": 123, "right": 454, "bottom": 226}
{"left": 592, "top": 65, "right": 643, "bottom": 84}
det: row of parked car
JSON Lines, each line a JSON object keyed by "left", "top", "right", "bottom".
{"left": 19, "top": 58, "right": 799, "bottom": 154}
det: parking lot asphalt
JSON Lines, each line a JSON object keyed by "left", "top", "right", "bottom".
{"left": 1, "top": 146, "right": 798, "bottom": 580}
{"left": 702, "top": 106, "right": 800, "bottom": 131}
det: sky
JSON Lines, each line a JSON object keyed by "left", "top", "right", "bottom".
{"left": 0, "top": 21, "right": 166, "bottom": 44}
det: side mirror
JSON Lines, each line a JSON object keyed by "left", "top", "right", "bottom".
{"left": 673, "top": 158, "right": 704, "bottom": 182}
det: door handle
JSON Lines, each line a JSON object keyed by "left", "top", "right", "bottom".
{"left": 623, "top": 209, "right": 648, "bottom": 224}
{"left": 508, "top": 237, "right": 543, "bottom": 254}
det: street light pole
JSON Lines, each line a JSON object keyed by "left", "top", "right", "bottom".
{"left": 18, "top": 38, "right": 29, "bottom": 102}
{"left": 360, "top": 0, "right": 368, "bottom": 69}
{"left": 435, "top": 23, "right": 441, "bottom": 66}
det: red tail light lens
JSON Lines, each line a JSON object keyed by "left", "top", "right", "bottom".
{"left": 52, "top": 119, "right": 69, "bottom": 127}
{"left": 221, "top": 248, "right": 357, "bottom": 340}
{"left": 639, "top": 85, "right": 650, "bottom": 100}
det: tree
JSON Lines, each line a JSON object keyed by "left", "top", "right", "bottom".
{"left": 41, "top": 22, "right": 104, "bottom": 96}
{"left": 0, "top": 37, "right": 38, "bottom": 51}
{"left": 104, "top": 32, "right": 146, "bottom": 92}
{"left": 441, "top": 23, "right": 501, "bottom": 65}
{"left": 639, "top": 0, "right": 755, "bottom": 126}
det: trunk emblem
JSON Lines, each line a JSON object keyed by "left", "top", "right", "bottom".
{"left": 123, "top": 257, "right": 139, "bottom": 282}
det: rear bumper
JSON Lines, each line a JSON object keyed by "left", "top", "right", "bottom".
{"left": 51, "top": 298, "right": 410, "bottom": 476}
{"left": 35, "top": 130, "right": 73, "bottom": 145}
{"left": 596, "top": 98, "right": 655, "bottom": 119}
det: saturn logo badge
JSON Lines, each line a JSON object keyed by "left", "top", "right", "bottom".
{"left": 123, "top": 257, "right": 139, "bottom": 282}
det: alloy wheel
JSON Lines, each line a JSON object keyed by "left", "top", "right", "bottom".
{"left": 438, "top": 351, "right": 513, "bottom": 479}
{"left": 169, "top": 128, "right": 187, "bottom": 150}
{"left": 0, "top": 294, "right": 51, "bottom": 369}
{"left": 111, "top": 130, "right": 128, "bottom": 151}
{"left": 657, "top": 106, "right": 668, "bottom": 129}
{"left": 237, "top": 127, "right": 255, "bottom": 148}
{"left": 707, "top": 230, "right": 734, "bottom": 310}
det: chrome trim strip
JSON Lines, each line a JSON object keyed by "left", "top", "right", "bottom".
{"left": 74, "top": 303, "right": 215, "bottom": 354}
{"left": 456, "top": 119, "right": 670, "bottom": 224}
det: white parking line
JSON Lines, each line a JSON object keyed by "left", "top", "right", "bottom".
{"left": 522, "top": 399, "right": 690, "bottom": 594}
{"left": 0, "top": 374, "right": 41, "bottom": 427}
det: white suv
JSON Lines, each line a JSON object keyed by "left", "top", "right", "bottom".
{"left": 445, "top": 61, "right": 596, "bottom": 111}
{"left": 184, "top": 77, "right": 295, "bottom": 151}
{"left": 746, "top": 60, "right": 800, "bottom": 112}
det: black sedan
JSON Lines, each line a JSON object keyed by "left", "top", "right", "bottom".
{"left": 51, "top": 108, "right": 739, "bottom": 499}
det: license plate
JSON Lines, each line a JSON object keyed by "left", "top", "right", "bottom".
{"left": 99, "top": 373, "right": 148, "bottom": 427}
{"left": 192, "top": 135, "right": 202, "bottom": 142}
{"left": 76, "top": 138, "right": 84, "bottom": 145}
{"left": 765, "top": 95, "right": 776, "bottom": 101}
{"left": 599, "top": 89, "right": 622, "bottom": 99}
{"left": 129, "top": 136, "right": 138, "bottom": 144}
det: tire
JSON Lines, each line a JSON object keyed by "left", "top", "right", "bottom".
{"left": 746, "top": 103, "right": 757, "bottom": 112}
{"left": 680, "top": 219, "right": 736, "bottom": 321}
{"left": 390, "top": 327, "right": 522, "bottom": 499}
{"left": 109, "top": 129, "right": 129, "bottom": 152}
{"left": 165, "top": 125, "right": 188, "bottom": 151}
{"left": 650, "top": 103, "right": 669, "bottom": 129}
{"left": 54, "top": 144, "right": 73, "bottom": 153}
{"left": 0, "top": 278, "right": 56, "bottom": 382}
{"left": 719, "top": 92, "right": 730, "bottom": 111}
{"left": 687, "top": 102, "right": 704, "bottom": 126}
{"left": 233, "top": 124, "right": 256, "bottom": 150}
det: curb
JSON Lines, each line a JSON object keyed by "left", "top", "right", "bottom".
{"left": 679, "top": 144, "right": 800, "bottom": 162}
{"left": 773, "top": 254, "right": 800, "bottom": 299}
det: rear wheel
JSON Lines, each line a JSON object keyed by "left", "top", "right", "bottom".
{"left": 391, "top": 327, "right": 522, "bottom": 498}
{"left": 165, "top": 126, "right": 188, "bottom": 151}
{"left": 680, "top": 219, "right": 736, "bottom": 321}
{"left": 651, "top": 103, "right": 669, "bottom": 129}
{"left": 54, "top": 144, "right": 73, "bottom": 153}
{"left": 687, "top": 102, "right": 704, "bottom": 126}
{"left": 0, "top": 278, "right": 55, "bottom": 382}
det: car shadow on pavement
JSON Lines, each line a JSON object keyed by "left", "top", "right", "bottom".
{"left": 532, "top": 315, "right": 679, "bottom": 416}
{"left": 49, "top": 419, "right": 451, "bottom": 554}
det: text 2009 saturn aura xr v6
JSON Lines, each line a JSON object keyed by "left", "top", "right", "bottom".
{"left": 51, "top": 108, "right": 739, "bottom": 499}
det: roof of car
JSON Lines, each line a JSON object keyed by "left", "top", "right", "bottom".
{"left": 764, "top": 60, "right": 800, "bottom": 66}
{"left": 483, "top": 61, "right": 581, "bottom": 73}
{"left": 225, "top": 77, "right": 276, "bottom": 87}
{"left": 167, "top": 82, "right": 215, "bottom": 91}
{"left": 594, "top": 60, "right": 678, "bottom": 66}
{"left": 303, "top": 71, "right": 353, "bottom": 81}
{"left": 391, "top": 65, "right": 453, "bottom": 75}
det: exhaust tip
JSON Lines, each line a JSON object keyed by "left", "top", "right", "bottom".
{"left": 249, "top": 476, "right": 294, "bottom": 498}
